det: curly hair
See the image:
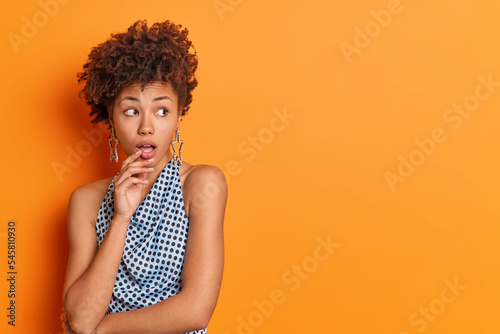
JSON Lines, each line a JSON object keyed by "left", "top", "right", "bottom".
{"left": 77, "top": 20, "right": 198, "bottom": 124}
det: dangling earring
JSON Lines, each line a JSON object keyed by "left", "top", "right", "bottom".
{"left": 109, "top": 125, "right": 119, "bottom": 163}
{"left": 171, "top": 127, "right": 183, "bottom": 165}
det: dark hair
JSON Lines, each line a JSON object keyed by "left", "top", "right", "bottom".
{"left": 77, "top": 20, "right": 198, "bottom": 124}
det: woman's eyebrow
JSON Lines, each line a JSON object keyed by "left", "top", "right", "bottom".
{"left": 119, "top": 96, "right": 139, "bottom": 103}
{"left": 152, "top": 96, "right": 172, "bottom": 102}
{"left": 118, "top": 96, "right": 172, "bottom": 102}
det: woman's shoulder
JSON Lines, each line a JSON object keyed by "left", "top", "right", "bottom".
{"left": 179, "top": 162, "right": 228, "bottom": 210}
{"left": 180, "top": 162, "right": 227, "bottom": 192}
{"left": 68, "top": 176, "right": 114, "bottom": 214}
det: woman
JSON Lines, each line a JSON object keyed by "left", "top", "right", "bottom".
{"left": 61, "top": 20, "right": 227, "bottom": 334}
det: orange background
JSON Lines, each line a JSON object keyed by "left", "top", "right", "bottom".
{"left": 1, "top": 0, "right": 499, "bottom": 333}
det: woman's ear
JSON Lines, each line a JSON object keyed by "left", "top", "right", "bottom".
{"left": 108, "top": 112, "right": 117, "bottom": 139}
{"left": 107, "top": 101, "right": 115, "bottom": 125}
{"left": 108, "top": 118, "right": 115, "bottom": 135}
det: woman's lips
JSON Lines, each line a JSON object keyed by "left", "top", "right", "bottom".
{"left": 138, "top": 145, "right": 156, "bottom": 159}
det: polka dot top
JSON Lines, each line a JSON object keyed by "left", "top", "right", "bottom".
{"left": 95, "top": 157, "right": 206, "bottom": 334}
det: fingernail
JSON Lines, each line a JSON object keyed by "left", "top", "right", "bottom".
{"left": 136, "top": 150, "right": 141, "bottom": 154}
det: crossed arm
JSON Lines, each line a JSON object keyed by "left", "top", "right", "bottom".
{"left": 62, "top": 165, "right": 227, "bottom": 334}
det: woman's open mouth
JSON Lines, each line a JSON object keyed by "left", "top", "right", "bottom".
{"left": 137, "top": 144, "right": 156, "bottom": 159}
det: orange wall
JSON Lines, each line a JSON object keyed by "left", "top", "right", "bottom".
{"left": 1, "top": 0, "right": 499, "bottom": 333}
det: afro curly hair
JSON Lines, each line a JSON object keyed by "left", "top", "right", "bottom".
{"left": 77, "top": 20, "right": 198, "bottom": 125}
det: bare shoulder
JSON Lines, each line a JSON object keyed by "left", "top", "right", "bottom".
{"left": 181, "top": 163, "right": 227, "bottom": 194}
{"left": 68, "top": 176, "right": 114, "bottom": 227}
{"left": 180, "top": 163, "right": 228, "bottom": 216}
{"left": 70, "top": 177, "right": 113, "bottom": 206}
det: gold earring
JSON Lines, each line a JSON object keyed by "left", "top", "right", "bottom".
{"left": 171, "top": 127, "right": 183, "bottom": 165}
{"left": 109, "top": 126, "right": 119, "bottom": 163}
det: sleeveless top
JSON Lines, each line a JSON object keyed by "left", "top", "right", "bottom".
{"left": 95, "top": 157, "right": 207, "bottom": 334}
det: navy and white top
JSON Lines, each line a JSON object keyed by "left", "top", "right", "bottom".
{"left": 96, "top": 157, "right": 206, "bottom": 334}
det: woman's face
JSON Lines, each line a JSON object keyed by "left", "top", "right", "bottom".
{"left": 111, "top": 81, "right": 180, "bottom": 168}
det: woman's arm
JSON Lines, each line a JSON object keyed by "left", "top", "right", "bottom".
{"left": 95, "top": 165, "right": 227, "bottom": 334}
{"left": 63, "top": 152, "right": 154, "bottom": 334}
{"left": 63, "top": 185, "right": 129, "bottom": 334}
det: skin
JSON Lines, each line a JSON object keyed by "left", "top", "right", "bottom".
{"left": 62, "top": 82, "right": 227, "bottom": 334}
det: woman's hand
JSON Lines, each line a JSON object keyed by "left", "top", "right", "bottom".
{"left": 112, "top": 150, "right": 154, "bottom": 223}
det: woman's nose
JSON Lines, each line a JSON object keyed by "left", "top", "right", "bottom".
{"left": 139, "top": 115, "right": 154, "bottom": 135}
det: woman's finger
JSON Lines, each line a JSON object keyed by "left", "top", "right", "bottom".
{"left": 113, "top": 166, "right": 154, "bottom": 187}
{"left": 114, "top": 174, "right": 149, "bottom": 192}
{"left": 120, "top": 150, "right": 142, "bottom": 170}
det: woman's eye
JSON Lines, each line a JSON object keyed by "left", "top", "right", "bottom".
{"left": 124, "top": 108, "right": 137, "bottom": 116}
{"left": 157, "top": 108, "right": 168, "bottom": 116}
